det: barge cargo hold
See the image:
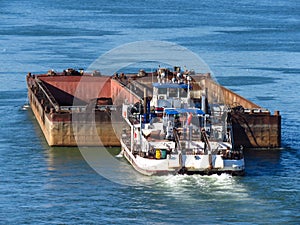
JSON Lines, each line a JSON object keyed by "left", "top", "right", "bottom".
{"left": 26, "top": 69, "right": 281, "bottom": 148}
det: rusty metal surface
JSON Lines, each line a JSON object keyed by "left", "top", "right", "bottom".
{"left": 39, "top": 75, "right": 112, "bottom": 103}
{"left": 231, "top": 111, "right": 281, "bottom": 148}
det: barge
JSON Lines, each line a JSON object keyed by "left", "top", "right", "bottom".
{"left": 26, "top": 67, "right": 281, "bottom": 149}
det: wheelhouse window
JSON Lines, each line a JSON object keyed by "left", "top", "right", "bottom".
{"left": 179, "top": 88, "right": 188, "bottom": 98}
{"left": 158, "top": 88, "right": 167, "bottom": 94}
{"left": 168, "top": 88, "right": 178, "bottom": 97}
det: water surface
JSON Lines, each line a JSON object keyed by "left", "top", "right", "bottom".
{"left": 0, "top": 0, "right": 299, "bottom": 224}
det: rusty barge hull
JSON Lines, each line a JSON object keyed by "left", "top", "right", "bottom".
{"left": 26, "top": 70, "right": 281, "bottom": 148}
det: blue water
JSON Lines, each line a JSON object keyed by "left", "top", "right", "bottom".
{"left": 1, "top": 0, "right": 300, "bottom": 224}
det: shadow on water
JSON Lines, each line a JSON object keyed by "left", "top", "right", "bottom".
{"left": 45, "top": 146, "right": 165, "bottom": 187}
{"left": 45, "top": 147, "right": 123, "bottom": 170}
{"left": 46, "top": 146, "right": 122, "bottom": 167}
{"left": 45, "top": 147, "right": 91, "bottom": 174}
{"left": 243, "top": 148, "right": 283, "bottom": 177}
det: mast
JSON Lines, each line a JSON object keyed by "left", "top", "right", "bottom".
{"left": 201, "top": 128, "right": 213, "bottom": 169}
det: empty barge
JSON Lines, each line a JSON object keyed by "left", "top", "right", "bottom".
{"left": 26, "top": 68, "right": 281, "bottom": 149}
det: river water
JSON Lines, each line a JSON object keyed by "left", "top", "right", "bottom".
{"left": 0, "top": 0, "right": 299, "bottom": 224}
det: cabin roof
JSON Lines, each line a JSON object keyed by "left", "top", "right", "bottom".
{"left": 164, "top": 108, "right": 204, "bottom": 115}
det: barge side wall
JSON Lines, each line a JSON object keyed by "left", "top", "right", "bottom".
{"left": 39, "top": 76, "right": 112, "bottom": 103}
{"left": 202, "top": 78, "right": 281, "bottom": 148}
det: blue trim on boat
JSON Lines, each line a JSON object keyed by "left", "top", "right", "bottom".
{"left": 164, "top": 108, "right": 204, "bottom": 115}
{"left": 152, "top": 83, "right": 190, "bottom": 89}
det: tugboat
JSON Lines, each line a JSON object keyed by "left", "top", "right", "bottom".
{"left": 119, "top": 67, "right": 245, "bottom": 176}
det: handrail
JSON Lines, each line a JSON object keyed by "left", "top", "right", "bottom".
{"left": 35, "top": 78, "right": 60, "bottom": 111}
{"left": 59, "top": 105, "right": 117, "bottom": 111}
